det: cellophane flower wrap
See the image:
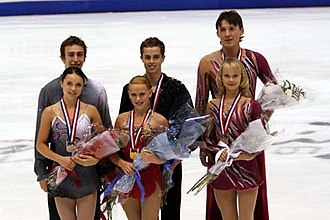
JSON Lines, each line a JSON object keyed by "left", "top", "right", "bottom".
{"left": 72, "top": 129, "right": 129, "bottom": 159}
{"left": 46, "top": 124, "right": 129, "bottom": 192}
{"left": 188, "top": 119, "right": 277, "bottom": 195}
{"left": 257, "top": 71, "right": 316, "bottom": 111}
{"left": 103, "top": 103, "right": 210, "bottom": 206}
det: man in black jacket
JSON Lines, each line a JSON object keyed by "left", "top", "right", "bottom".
{"left": 119, "top": 37, "right": 192, "bottom": 220}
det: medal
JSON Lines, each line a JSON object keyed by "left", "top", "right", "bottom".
{"left": 66, "top": 141, "right": 75, "bottom": 153}
{"left": 60, "top": 98, "right": 80, "bottom": 153}
{"left": 130, "top": 149, "right": 138, "bottom": 160}
{"left": 218, "top": 93, "right": 241, "bottom": 144}
{"left": 129, "top": 109, "right": 152, "bottom": 160}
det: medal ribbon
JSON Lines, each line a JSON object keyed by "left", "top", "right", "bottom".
{"left": 221, "top": 48, "right": 242, "bottom": 61}
{"left": 219, "top": 93, "right": 242, "bottom": 136}
{"left": 60, "top": 98, "right": 80, "bottom": 143}
{"left": 129, "top": 108, "right": 152, "bottom": 150}
{"left": 151, "top": 73, "right": 164, "bottom": 111}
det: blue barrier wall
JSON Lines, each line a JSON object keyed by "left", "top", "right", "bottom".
{"left": 0, "top": 0, "right": 329, "bottom": 16}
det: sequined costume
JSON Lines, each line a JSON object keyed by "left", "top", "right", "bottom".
{"left": 196, "top": 48, "right": 275, "bottom": 220}
{"left": 35, "top": 77, "right": 112, "bottom": 181}
{"left": 119, "top": 73, "right": 193, "bottom": 219}
{"left": 121, "top": 125, "right": 162, "bottom": 199}
{"left": 49, "top": 114, "right": 99, "bottom": 199}
{"left": 207, "top": 99, "right": 263, "bottom": 190}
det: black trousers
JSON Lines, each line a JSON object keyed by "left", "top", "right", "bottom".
{"left": 47, "top": 190, "right": 101, "bottom": 220}
{"left": 160, "top": 162, "right": 182, "bottom": 220}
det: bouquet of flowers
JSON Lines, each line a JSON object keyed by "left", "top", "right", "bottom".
{"left": 46, "top": 124, "right": 129, "bottom": 191}
{"left": 257, "top": 73, "right": 316, "bottom": 111}
{"left": 72, "top": 129, "right": 129, "bottom": 159}
{"left": 188, "top": 119, "right": 277, "bottom": 195}
{"left": 46, "top": 165, "right": 68, "bottom": 191}
{"left": 103, "top": 103, "right": 210, "bottom": 203}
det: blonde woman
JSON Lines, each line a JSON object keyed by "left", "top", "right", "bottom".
{"left": 110, "top": 76, "right": 168, "bottom": 220}
{"left": 204, "top": 58, "right": 266, "bottom": 220}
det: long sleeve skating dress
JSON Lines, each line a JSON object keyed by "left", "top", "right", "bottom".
{"left": 208, "top": 99, "right": 263, "bottom": 190}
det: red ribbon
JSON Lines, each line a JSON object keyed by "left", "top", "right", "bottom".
{"left": 66, "top": 169, "right": 82, "bottom": 188}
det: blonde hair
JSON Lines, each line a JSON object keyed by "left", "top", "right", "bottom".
{"left": 216, "top": 58, "right": 251, "bottom": 97}
{"left": 128, "top": 75, "right": 152, "bottom": 90}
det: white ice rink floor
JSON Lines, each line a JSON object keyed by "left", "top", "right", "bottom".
{"left": 0, "top": 7, "right": 330, "bottom": 220}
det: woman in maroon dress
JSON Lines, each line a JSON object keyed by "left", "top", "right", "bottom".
{"left": 204, "top": 58, "right": 265, "bottom": 220}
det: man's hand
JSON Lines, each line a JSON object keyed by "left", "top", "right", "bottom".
{"left": 199, "top": 148, "right": 215, "bottom": 168}
{"left": 39, "top": 179, "right": 48, "bottom": 192}
{"left": 263, "top": 109, "right": 274, "bottom": 122}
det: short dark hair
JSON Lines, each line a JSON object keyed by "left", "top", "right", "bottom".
{"left": 140, "top": 37, "right": 165, "bottom": 57}
{"left": 215, "top": 10, "right": 244, "bottom": 42}
{"left": 61, "top": 67, "right": 87, "bottom": 83}
{"left": 60, "top": 36, "right": 87, "bottom": 58}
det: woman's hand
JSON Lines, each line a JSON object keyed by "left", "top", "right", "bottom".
{"left": 140, "top": 149, "right": 166, "bottom": 164}
{"left": 118, "top": 160, "right": 134, "bottom": 176}
{"left": 263, "top": 109, "right": 274, "bottom": 122}
{"left": 57, "top": 156, "right": 76, "bottom": 171}
{"left": 72, "top": 154, "right": 100, "bottom": 167}
{"left": 218, "top": 149, "right": 229, "bottom": 162}
{"left": 234, "top": 151, "right": 257, "bottom": 161}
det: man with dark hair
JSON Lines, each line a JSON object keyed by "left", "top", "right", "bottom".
{"left": 195, "top": 10, "right": 276, "bottom": 220}
{"left": 119, "top": 37, "right": 192, "bottom": 220}
{"left": 34, "top": 36, "right": 112, "bottom": 220}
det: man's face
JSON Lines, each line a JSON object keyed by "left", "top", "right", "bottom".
{"left": 61, "top": 45, "right": 85, "bottom": 68}
{"left": 217, "top": 20, "right": 244, "bottom": 48}
{"left": 141, "top": 47, "right": 164, "bottom": 75}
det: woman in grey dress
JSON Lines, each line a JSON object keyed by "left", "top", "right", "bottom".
{"left": 37, "top": 67, "right": 103, "bottom": 220}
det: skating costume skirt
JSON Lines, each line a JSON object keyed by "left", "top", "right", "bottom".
{"left": 208, "top": 99, "right": 264, "bottom": 191}
{"left": 122, "top": 142, "right": 162, "bottom": 199}
{"left": 49, "top": 115, "right": 100, "bottom": 199}
{"left": 210, "top": 157, "right": 263, "bottom": 190}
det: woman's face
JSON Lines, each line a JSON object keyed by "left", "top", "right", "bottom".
{"left": 60, "top": 72, "right": 84, "bottom": 101}
{"left": 221, "top": 65, "right": 242, "bottom": 93}
{"left": 128, "top": 83, "right": 152, "bottom": 111}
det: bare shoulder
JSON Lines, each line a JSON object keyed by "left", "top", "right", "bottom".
{"left": 115, "top": 112, "right": 130, "bottom": 129}
{"left": 43, "top": 102, "right": 59, "bottom": 117}
{"left": 151, "top": 112, "right": 168, "bottom": 127}
{"left": 84, "top": 102, "right": 98, "bottom": 112}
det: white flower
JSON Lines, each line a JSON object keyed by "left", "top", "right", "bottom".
{"left": 285, "top": 88, "right": 293, "bottom": 97}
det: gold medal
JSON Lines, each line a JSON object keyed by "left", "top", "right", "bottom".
{"left": 130, "top": 149, "right": 138, "bottom": 160}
